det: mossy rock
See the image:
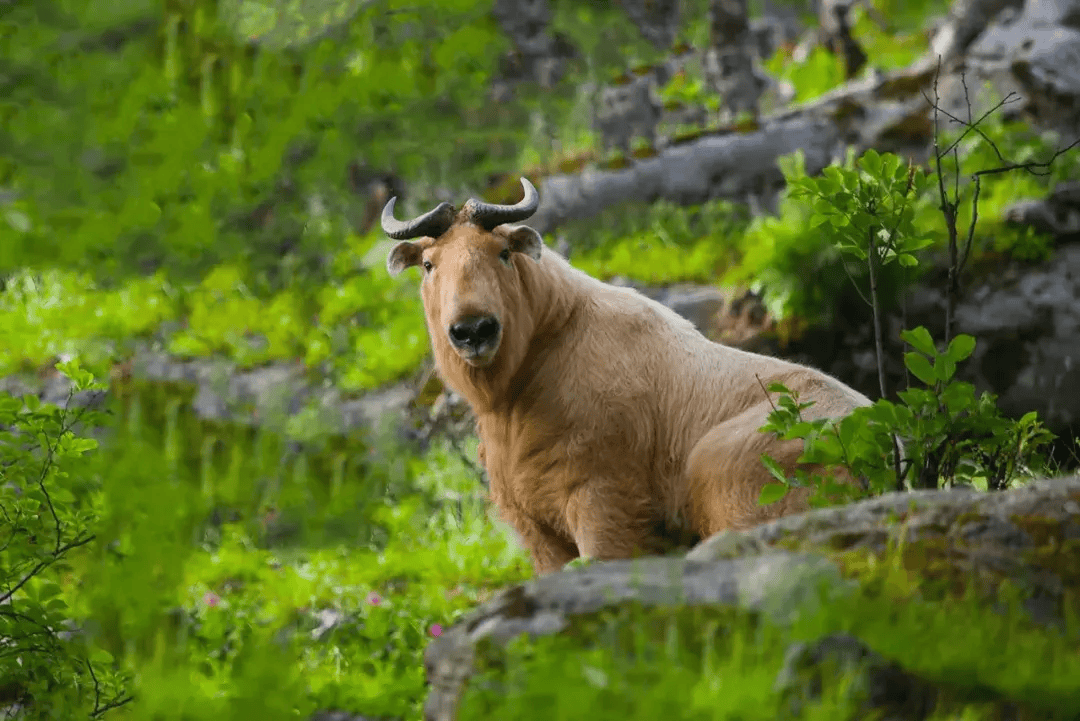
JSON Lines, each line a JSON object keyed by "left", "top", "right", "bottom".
{"left": 428, "top": 477, "right": 1080, "bottom": 721}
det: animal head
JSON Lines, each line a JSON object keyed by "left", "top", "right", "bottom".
{"left": 384, "top": 178, "right": 544, "bottom": 370}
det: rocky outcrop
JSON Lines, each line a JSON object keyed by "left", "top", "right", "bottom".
{"left": 959, "top": 0, "right": 1080, "bottom": 136}
{"left": 423, "top": 475, "right": 1080, "bottom": 720}
{"left": 785, "top": 242, "right": 1080, "bottom": 455}
{"left": 489, "top": 0, "right": 576, "bottom": 101}
{"left": 1005, "top": 179, "right": 1080, "bottom": 239}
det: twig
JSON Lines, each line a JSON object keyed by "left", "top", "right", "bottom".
{"left": 754, "top": 373, "right": 778, "bottom": 412}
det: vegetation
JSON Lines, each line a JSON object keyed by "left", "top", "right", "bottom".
{"left": 2, "top": 0, "right": 1078, "bottom": 719}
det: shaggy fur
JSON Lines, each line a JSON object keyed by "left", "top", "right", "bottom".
{"left": 388, "top": 219, "right": 872, "bottom": 574}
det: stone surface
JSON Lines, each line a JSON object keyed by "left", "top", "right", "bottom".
{"left": 424, "top": 476, "right": 1080, "bottom": 719}
{"left": 1005, "top": 179, "right": 1080, "bottom": 239}
{"left": 691, "top": 474, "right": 1080, "bottom": 625}
{"left": 423, "top": 551, "right": 852, "bottom": 721}
{"left": 958, "top": 0, "right": 1080, "bottom": 135}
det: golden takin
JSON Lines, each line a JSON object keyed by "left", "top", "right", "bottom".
{"left": 384, "top": 178, "right": 872, "bottom": 574}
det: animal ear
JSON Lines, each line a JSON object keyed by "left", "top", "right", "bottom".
{"left": 498, "top": 225, "right": 544, "bottom": 262}
{"left": 386, "top": 240, "right": 424, "bottom": 276}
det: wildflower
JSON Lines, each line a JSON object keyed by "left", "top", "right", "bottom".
{"left": 430, "top": 623, "right": 443, "bottom": 638}
{"left": 366, "top": 590, "right": 382, "bottom": 606}
{"left": 203, "top": 591, "right": 221, "bottom": 608}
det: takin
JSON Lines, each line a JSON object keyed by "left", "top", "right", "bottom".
{"left": 384, "top": 178, "right": 874, "bottom": 574}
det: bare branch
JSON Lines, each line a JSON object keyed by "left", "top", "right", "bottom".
{"left": 754, "top": 374, "right": 778, "bottom": 412}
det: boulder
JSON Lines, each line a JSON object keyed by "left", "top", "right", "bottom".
{"left": 423, "top": 475, "right": 1080, "bottom": 719}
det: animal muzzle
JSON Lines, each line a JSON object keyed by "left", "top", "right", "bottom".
{"left": 448, "top": 315, "right": 501, "bottom": 362}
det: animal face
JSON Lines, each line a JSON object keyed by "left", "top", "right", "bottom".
{"left": 383, "top": 179, "right": 543, "bottom": 368}
{"left": 413, "top": 225, "right": 544, "bottom": 366}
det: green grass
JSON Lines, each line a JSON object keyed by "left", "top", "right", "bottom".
{"left": 59, "top": 386, "right": 531, "bottom": 720}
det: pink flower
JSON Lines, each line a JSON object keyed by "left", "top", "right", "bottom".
{"left": 366, "top": 591, "right": 382, "bottom": 606}
{"left": 430, "top": 623, "right": 443, "bottom": 638}
{"left": 203, "top": 591, "right": 221, "bottom": 608}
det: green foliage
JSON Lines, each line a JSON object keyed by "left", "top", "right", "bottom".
{"left": 569, "top": 199, "right": 747, "bottom": 285}
{"left": 724, "top": 149, "right": 924, "bottom": 325}
{"left": 58, "top": 385, "right": 530, "bottom": 720}
{"left": 0, "top": 362, "right": 131, "bottom": 718}
{"left": 758, "top": 326, "right": 1055, "bottom": 502}
{"left": 731, "top": 118, "right": 1076, "bottom": 323}
{"left": 893, "top": 328, "right": 1055, "bottom": 490}
{"left": 765, "top": 45, "right": 847, "bottom": 105}
{"left": 658, "top": 68, "right": 720, "bottom": 115}
{"left": 0, "top": 270, "right": 176, "bottom": 374}
{"left": 785, "top": 147, "right": 935, "bottom": 292}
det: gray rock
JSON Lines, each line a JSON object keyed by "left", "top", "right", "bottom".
{"left": 692, "top": 474, "right": 1080, "bottom": 625}
{"left": 657, "top": 283, "right": 727, "bottom": 334}
{"left": 423, "top": 551, "right": 853, "bottom": 721}
{"left": 425, "top": 476, "right": 1080, "bottom": 720}
{"left": 1005, "top": 180, "right": 1080, "bottom": 238}
{"left": 309, "top": 712, "right": 399, "bottom": 721}
{"left": 963, "top": 0, "right": 1080, "bottom": 135}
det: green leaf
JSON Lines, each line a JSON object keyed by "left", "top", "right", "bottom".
{"left": 946, "top": 334, "right": 976, "bottom": 362}
{"left": 935, "top": 355, "right": 957, "bottom": 383}
{"left": 900, "top": 326, "right": 936, "bottom": 356}
{"left": 897, "top": 253, "right": 918, "bottom": 267}
{"left": 904, "top": 352, "right": 937, "bottom": 386}
{"left": 759, "top": 454, "right": 789, "bottom": 483}
{"left": 860, "top": 148, "right": 882, "bottom": 176}
{"left": 90, "top": 647, "right": 114, "bottom": 665}
{"left": 758, "top": 482, "right": 789, "bottom": 506}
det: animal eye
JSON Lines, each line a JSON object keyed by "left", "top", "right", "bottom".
{"left": 423, "top": 260, "right": 433, "bottom": 272}
{"left": 499, "top": 248, "right": 511, "bottom": 263}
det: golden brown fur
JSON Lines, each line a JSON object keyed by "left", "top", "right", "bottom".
{"left": 389, "top": 220, "right": 872, "bottom": 574}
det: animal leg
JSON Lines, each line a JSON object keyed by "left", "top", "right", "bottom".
{"left": 506, "top": 513, "right": 579, "bottom": 575}
{"left": 564, "top": 482, "right": 668, "bottom": 562}
{"left": 684, "top": 400, "right": 847, "bottom": 537}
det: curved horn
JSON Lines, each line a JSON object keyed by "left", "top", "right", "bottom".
{"left": 462, "top": 178, "right": 540, "bottom": 230}
{"left": 380, "top": 197, "right": 456, "bottom": 240}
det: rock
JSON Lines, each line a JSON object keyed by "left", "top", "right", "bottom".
{"left": 691, "top": 474, "right": 1080, "bottom": 625}
{"left": 594, "top": 72, "right": 661, "bottom": 154}
{"left": 129, "top": 350, "right": 414, "bottom": 439}
{"left": 960, "top": 0, "right": 1080, "bottom": 135}
{"left": 953, "top": 244, "right": 1080, "bottom": 431}
{"left": 704, "top": 0, "right": 769, "bottom": 121}
{"left": 656, "top": 283, "right": 727, "bottom": 333}
{"left": 1005, "top": 179, "right": 1080, "bottom": 239}
{"left": 423, "top": 551, "right": 855, "bottom": 721}
{"left": 620, "top": 0, "right": 681, "bottom": 50}
{"left": 426, "top": 476, "right": 1080, "bottom": 719}
{"left": 774, "top": 633, "right": 939, "bottom": 720}
{"left": 309, "top": 712, "right": 399, "bottom": 721}
{"left": 490, "top": 0, "right": 574, "bottom": 99}
{"left": 791, "top": 240, "right": 1080, "bottom": 458}
{"left": 930, "top": 0, "right": 1025, "bottom": 62}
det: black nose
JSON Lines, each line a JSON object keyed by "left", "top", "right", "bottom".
{"left": 449, "top": 315, "right": 500, "bottom": 350}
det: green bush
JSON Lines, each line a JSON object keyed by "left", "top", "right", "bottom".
{"left": 0, "top": 362, "right": 131, "bottom": 718}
